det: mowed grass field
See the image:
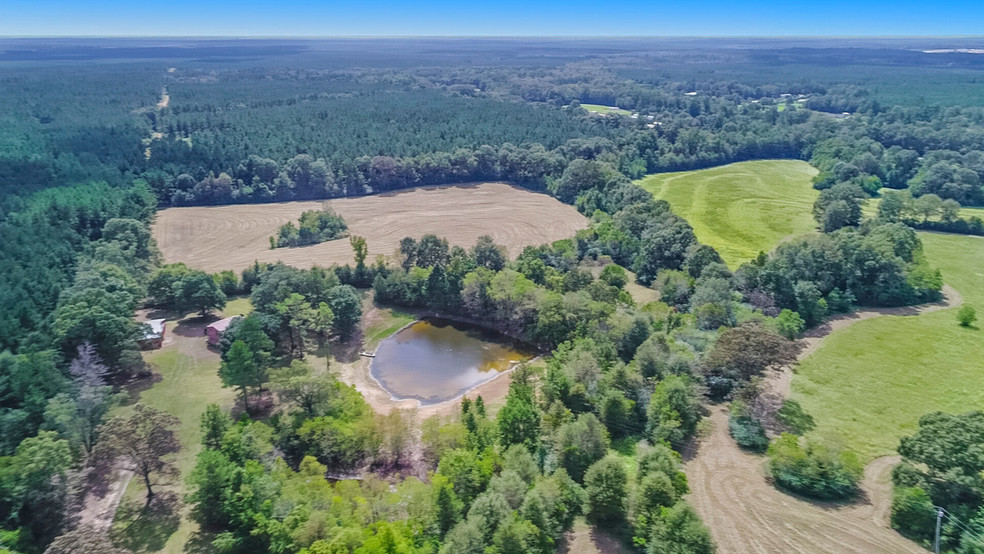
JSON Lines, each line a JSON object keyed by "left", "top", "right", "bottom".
{"left": 112, "top": 300, "right": 251, "bottom": 551}
{"left": 580, "top": 103, "right": 632, "bottom": 116}
{"left": 636, "top": 160, "right": 819, "bottom": 268}
{"left": 862, "top": 196, "right": 984, "bottom": 221}
{"left": 153, "top": 183, "right": 588, "bottom": 274}
{"left": 792, "top": 233, "right": 984, "bottom": 462}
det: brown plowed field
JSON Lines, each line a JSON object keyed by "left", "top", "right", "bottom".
{"left": 684, "top": 407, "right": 924, "bottom": 554}
{"left": 153, "top": 183, "right": 588, "bottom": 273}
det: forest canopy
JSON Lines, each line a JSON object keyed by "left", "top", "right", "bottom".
{"left": 0, "top": 37, "right": 980, "bottom": 553}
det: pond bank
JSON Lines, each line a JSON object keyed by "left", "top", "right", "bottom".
{"left": 369, "top": 317, "right": 537, "bottom": 405}
{"left": 335, "top": 302, "right": 544, "bottom": 418}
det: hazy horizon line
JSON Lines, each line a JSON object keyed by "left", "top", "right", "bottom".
{"left": 2, "top": 34, "right": 983, "bottom": 39}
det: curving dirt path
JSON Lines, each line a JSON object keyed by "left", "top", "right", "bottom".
{"left": 77, "top": 465, "right": 134, "bottom": 531}
{"left": 684, "top": 407, "right": 922, "bottom": 553}
{"left": 684, "top": 286, "right": 961, "bottom": 553}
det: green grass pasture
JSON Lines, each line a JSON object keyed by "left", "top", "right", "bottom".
{"left": 580, "top": 103, "right": 632, "bottom": 116}
{"left": 636, "top": 160, "right": 819, "bottom": 268}
{"left": 792, "top": 233, "right": 984, "bottom": 462}
{"left": 112, "top": 302, "right": 247, "bottom": 551}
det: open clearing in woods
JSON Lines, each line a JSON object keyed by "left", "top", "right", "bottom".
{"left": 685, "top": 233, "right": 977, "bottom": 553}
{"left": 792, "top": 232, "right": 984, "bottom": 462}
{"left": 685, "top": 279, "right": 960, "bottom": 553}
{"left": 636, "top": 160, "right": 819, "bottom": 268}
{"left": 579, "top": 103, "right": 632, "bottom": 116}
{"left": 684, "top": 406, "right": 923, "bottom": 554}
{"left": 153, "top": 182, "right": 588, "bottom": 273}
{"left": 109, "top": 300, "right": 250, "bottom": 551}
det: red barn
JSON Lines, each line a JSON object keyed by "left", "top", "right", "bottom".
{"left": 205, "top": 315, "right": 241, "bottom": 346}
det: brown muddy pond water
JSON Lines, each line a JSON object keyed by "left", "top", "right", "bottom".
{"left": 370, "top": 317, "right": 537, "bottom": 405}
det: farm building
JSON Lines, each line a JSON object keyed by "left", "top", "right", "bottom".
{"left": 139, "top": 318, "right": 166, "bottom": 349}
{"left": 205, "top": 315, "right": 241, "bottom": 346}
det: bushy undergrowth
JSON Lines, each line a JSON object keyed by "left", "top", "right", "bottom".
{"left": 767, "top": 433, "right": 862, "bottom": 501}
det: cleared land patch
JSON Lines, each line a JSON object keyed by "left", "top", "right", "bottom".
{"left": 792, "top": 232, "right": 984, "bottom": 462}
{"left": 153, "top": 183, "right": 588, "bottom": 273}
{"left": 684, "top": 286, "right": 958, "bottom": 553}
{"left": 684, "top": 407, "right": 922, "bottom": 554}
{"left": 580, "top": 103, "right": 632, "bottom": 116}
{"left": 111, "top": 301, "right": 246, "bottom": 551}
{"left": 636, "top": 160, "right": 819, "bottom": 268}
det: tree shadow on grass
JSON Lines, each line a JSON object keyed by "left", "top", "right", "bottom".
{"left": 172, "top": 314, "right": 217, "bottom": 338}
{"left": 121, "top": 371, "right": 164, "bottom": 406}
{"left": 111, "top": 491, "right": 180, "bottom": 552}
{"left": 333, "top": 330, "right": 363, "bottom": 364}
{"left": 183, "top": 530, "right": 219, "bottom": 554}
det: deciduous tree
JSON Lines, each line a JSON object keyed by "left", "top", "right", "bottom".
{"left": 554, "top": 413, "right": 610, "bottom": 482}
{"left": 219, "top": 340, "right": 266, "bottom": 414}
{"left": 584, "top": 455, "right": 628, "bottom": 525}
{"left": 706, "top": 322, "right": 799, "bottom": 383}
{"left": 95, "top": 404, "right": 180, "bottom": 504}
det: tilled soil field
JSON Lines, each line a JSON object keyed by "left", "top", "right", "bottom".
{"left": 153, "top": 182, "right": 588, "bottom": 273}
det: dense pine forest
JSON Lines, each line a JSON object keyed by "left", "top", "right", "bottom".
{"left": 2, "top": 38, "right": 984, "bottom": 553}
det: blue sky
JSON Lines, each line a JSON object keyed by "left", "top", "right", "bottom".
{"left": 1, "top": 0, "right": 983, "bottom": 36}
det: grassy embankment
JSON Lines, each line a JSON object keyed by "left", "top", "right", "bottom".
{"left": 792, "top": 232, "right": 984, "bottom": 462}
{"left": 636, "top": 160, "right": 819, "bottom": 269}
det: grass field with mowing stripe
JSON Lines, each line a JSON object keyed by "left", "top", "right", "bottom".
{"left": 636, "top": 160, "right": 819, "bottom": 268}
{"left": 791, "top": 233, "right": 984, "bottom": 462}
{"left": 112, "top": 301, "right": 246, "bottom": 551}
{"left": 580, "top": 103, "right": 632, "bottom": 116}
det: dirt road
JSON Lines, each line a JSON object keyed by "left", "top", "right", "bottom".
{"left": 684, "top": 407, "right": 923, "bottom": 553}
{"left": 683, "top": 286, "right": 960, "bottom": 553}
{"left": 76, "top": 466, "right": 134, "bottom": 531}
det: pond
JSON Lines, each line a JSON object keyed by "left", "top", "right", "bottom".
{"left": 370, "top": 317, "right": 537, "bottom": 405}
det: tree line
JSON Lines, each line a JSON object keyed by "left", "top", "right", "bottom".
{"left": 0, "top": 48, "right": 972, "bottom": 552}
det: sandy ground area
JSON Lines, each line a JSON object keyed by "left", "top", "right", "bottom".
{"left": 77, "top": 466, "right": 135, "bottom": 531}
{"left": 683, "top": 285, "right": 959, "bottom": 553}
{"left": 333, "top": 300, "right": 523, "bottom": 418}
{"left": 153, "top": 183, "right": 588, "bottom": 273}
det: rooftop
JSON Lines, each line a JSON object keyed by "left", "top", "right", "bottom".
{"left": 141, "top": 318, "right": 166, "bottom": 340}
{"left": 206, "top": 315, "right": 241, "bottom": 333}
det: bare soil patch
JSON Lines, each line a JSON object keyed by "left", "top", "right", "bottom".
{"left": 683, "top": 407, "right": 922, "bottom": 553}
{"left": 77, "top": 465, "right": 134, "bottom": 531}
{"left": 156, "top": 87, "right": 170, "bottom": 110}
{"left": 153, "top": 183, "right": 588, "bottom": 274}
{"left": 557, "top": 517, "right": 631, "bottom": 554}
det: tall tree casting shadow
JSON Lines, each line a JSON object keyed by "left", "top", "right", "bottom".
{"left": 111, "top": 491, "right": 180, "bottom": 552}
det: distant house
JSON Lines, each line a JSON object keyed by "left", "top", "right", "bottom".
{"left": 139, "top": 319, "right": 166, "bottom": 350}
{"left": 205, "top": 315, "right": 241, "bottom": 346}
